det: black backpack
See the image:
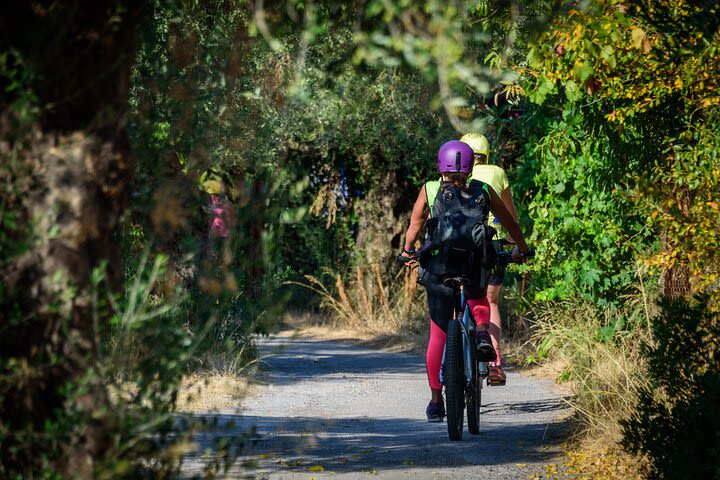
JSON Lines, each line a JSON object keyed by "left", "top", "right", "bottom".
{"left": 420, "top": 179, "right": 497, "bottom": 282}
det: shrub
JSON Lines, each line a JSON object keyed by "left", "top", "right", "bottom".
{"left": 528, "top": 285, "right": 657, "bottom": 438}
{"left": 622, "top": 296, "right": 720, "bottom": 479}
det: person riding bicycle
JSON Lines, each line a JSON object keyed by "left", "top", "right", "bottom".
{"left": 399, "top": 140, "right": 531, "bottom": 422}
{"left": 460, "top": 133, "right": 521, "bottom": 386}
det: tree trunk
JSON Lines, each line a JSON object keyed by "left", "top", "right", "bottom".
{"left": 0, "top": 2, "right": 141, "bottom": 476}
{"left": 355, "top": 171, "right": 412, "bottom": 266}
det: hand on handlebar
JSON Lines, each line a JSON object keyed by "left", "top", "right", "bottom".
{"left": 396, "top": 249, "right": 419, "bottom": 266}
{"left": 511, "top": 246, "right": 534, "bottom": 263}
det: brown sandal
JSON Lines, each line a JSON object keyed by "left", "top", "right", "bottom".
{"left": 487, "top": 365, "right": 507, "bottom": 386}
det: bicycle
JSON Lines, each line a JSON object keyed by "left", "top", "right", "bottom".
{"left": 398, "top": 249, "right": 532, "bottom": 441}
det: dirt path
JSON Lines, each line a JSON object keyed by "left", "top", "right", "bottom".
{"left": 183, "top": 333, "right": 570, "bottom": 479}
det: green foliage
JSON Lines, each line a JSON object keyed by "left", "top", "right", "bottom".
{"left": 622, "top": 296, "right": 720, "bottom": 479}
{"left": 507, "top": 0, "right": 720, "bottom": 467}
{"left": 518, "top": 108, "right": 649, "bottom": 302}
{"left": 496, "top": 0, "right": 719, "bottom": 311}
{"left": 127, "top": 0, "right": 457, "bottom": 298}
{"left": 353, "top": 0, "right": 562, "bottom": 132}
{"left": 98, "top": 253, "right": 245, "bottom": 478}
{"left": 639, "top": 112, "right": 720, "bottom": 305}
{"left": 4, "top": 0, "right": 719, "bottom": 475}
{"left": 0, "top": 50, "right": 39, "bottom": 126}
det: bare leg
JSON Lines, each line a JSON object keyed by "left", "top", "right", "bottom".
{"left": 487, "top": 284, "right": 502, "bottom": 365}
{"left": 431, "top": 388, "right": 443, "bottom": 403}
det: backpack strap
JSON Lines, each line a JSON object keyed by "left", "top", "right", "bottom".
{"left": 426, "top": 178, "right": 489, "bottom": 217}
{"left": 468, "top": 178, "right": 490, "bottom": 196}
{"left": 425, "top": 180, "right": 441, "bottom": 218}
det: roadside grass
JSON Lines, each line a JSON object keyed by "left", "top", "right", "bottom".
{"left": 528, "top": 269, "right": 660, "bottom": 437}
{"left": 176, "top": 343, "right": 258, "bottom": 412}
{"left": 519, "top": 275, "right": 660, "bottom": 478}
{"left": 528, "top": 299, "right": 653, "bottom": 440}
{"left": 176, "top": 373, "right": 249, "bottom": 412}
{"left": 109, "top": 320, "right": 257, "bottom": 413}
{"left": 286, "top": 264, "right": 427, "bottom": 341}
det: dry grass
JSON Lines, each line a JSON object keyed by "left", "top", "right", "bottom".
{"left": 176, "top": 341, "right": 258, "bottom": 413}
{"left": 175, "top": 373, "right": 248, "bottom": 412}
{"left": 529, "top": 299, "right": 654, "bottom": 440}
{"left": 521, "top": 287, "right": 658, "bottom": 478}
{"left": 286, "top": 264, "right": 427, "bottom": 338}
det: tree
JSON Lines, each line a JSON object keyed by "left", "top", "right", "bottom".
{"left": 0, "top": 2, "right": 141, "bottom": 476}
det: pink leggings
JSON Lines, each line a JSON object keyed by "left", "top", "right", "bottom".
{"left": 426, "top": 297, "right": 490, "bottom": 390}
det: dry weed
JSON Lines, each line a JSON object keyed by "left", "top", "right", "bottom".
{"left": 530, "top": 299, "right": 653, "bottom": 439}
{"left": 286, "top": 264, "right": 426, "bottom": 337}
{"left": 176, "top": 373, "right": 248, "bottom": 412}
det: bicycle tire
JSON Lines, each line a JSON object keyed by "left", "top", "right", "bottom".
{"left": 444, "top": 318, "right": 464, "bottom": 441}
{"left": 466, "top": 333, "right": 481, "bottom": 435}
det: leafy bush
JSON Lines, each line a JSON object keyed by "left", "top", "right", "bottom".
{"left": 622, "top": 296, "right": 720, "bottom": 479}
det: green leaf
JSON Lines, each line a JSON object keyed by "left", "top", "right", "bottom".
{"left": 575, "top": 62, "right": 594, "bottom": 82}
{"left": 580, "top": 267, "right": 601, "bottom": 288}
{"left": 565, "top": 80, "right": 581, "bottom": 102}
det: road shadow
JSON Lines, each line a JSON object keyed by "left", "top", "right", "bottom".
{"left": 186, "top": 407, "right": 573, "bottom": 475}
{"left": 481, "top": 398, "right": 567, "bottom": 415}
{"left": 253, "top": 337, "right": 426, "bottom": 387}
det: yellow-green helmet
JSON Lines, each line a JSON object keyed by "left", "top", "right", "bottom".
{"left": 460, "top": 133, "right": 490, "bottom": 158}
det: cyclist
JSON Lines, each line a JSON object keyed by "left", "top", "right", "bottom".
{"left": 460, "top": 133, "right": 520, "bottom": 386}
{"left": 203, "top": 179, "right": 235, "bottom": 264}
{"left": 399, "top": 140, "right": 531, "bottom": 422}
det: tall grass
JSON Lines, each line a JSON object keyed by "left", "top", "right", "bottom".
{"left": 528, "top": 274, "right": 660, "bottom": 438}
{"left": 101, "top": 249, "right": 255, "bottom": 475}
{"left": 287, "top": 264, "right": 427, "bottom": 336}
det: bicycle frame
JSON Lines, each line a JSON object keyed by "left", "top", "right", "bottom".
{"left": 440, "top": 285, "right": 488, "bottom": 388}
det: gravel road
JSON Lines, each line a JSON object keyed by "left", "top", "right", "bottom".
{"left": 184, "top": 333, "right": 570, "bottom": 479}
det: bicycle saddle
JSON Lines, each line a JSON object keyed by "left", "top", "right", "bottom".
{"left": 442, "top": 275, "right": 472, "bottom": 288}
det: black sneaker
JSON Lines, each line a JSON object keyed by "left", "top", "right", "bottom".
{"left": 426, "top": 401, "right": 445, "bottom": 422}
{"left": 476, "top": 331, "right": 497, "bottom": 362}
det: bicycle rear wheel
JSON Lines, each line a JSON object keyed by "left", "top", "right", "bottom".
{"left": 444, "top": 318, "right": 464, "bottom": 441}
{"left": 466, "top": 333, "right": 481, "bottom": 435}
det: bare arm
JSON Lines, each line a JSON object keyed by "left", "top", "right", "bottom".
{"left": 500, "top": 186, "right": 519, "bottom": 242}
{"left": 402, "top": 184, "right": 429, "bottom": 253}
{"left": 489, "top": 187, "right": 529, "bottom": 253}
{"left": 500, "top": 187, "right": 519, "bottom": 222}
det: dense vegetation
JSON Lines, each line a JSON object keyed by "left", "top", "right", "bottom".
{"left": 1, "top": 0, "right": 718, "bottom": 478}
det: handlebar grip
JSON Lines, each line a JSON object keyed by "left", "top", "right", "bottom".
{"left": 496, "top": 248, "right": 535, "bottom": 265}
{"left": 396, "top": 254, "right": 417, "bottom": 264}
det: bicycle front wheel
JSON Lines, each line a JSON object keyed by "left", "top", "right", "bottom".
{"left": 466, "top": 333, "right": 481, "bottom": 435}
{"left": 444, "top": 318, "right": 464, "bottom": 441}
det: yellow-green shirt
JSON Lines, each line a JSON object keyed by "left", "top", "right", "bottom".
{"left": 471, "top": 165, "right": 510, "bottom": 238}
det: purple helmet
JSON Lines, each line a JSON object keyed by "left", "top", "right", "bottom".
{"left": 437, "top": 140, "right": 474, "bottom": 173}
